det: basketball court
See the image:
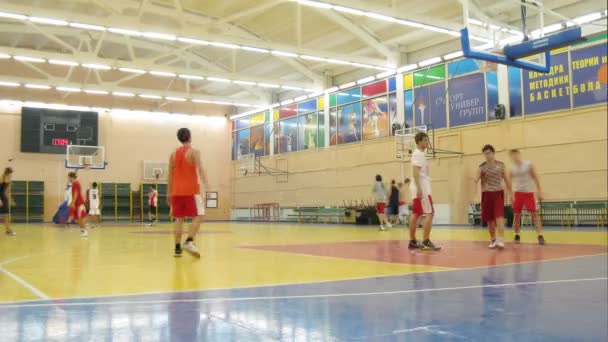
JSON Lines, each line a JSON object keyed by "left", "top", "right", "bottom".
{"left": 0, "top": 0, "right": 607, "bottom": 341}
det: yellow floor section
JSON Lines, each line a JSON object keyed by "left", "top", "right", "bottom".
{"left": 0, "top": 222, "right": 606, "bottom": 303}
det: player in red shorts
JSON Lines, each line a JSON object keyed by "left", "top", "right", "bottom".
{"left": 408, "top": 132, "right": 440, "bottom": 251}
{"left": 168, "top": 128, "right": 209, "bottom": 257}
{"left": 509, "top": 149, "right": 545, "bottom": 245}
{"left": 474, "top": 144, "right": 511, "bottom": 249}
{"left": 68, "top": 172, "right": 89, "bottom": 237}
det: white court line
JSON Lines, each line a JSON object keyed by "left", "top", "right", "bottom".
{"left": 0, "top": 266, "right": 50, "bottom": 300}
{"left": 0, "top": 277, "right": 605, "bottom": 309}
{"left": 0, "top": 252, "right": 605, "bottom": 306}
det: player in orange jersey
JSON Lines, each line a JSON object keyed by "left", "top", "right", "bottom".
{"left": 167, "top": 128, "right": 209, "bottom": 257}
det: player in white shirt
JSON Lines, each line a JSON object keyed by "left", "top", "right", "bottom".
{"left": 408, "top": 132, "right": 440, "bottom": 251}
{"left": 87, "top": 182, "right": 101, "bottom": 228}
{"left": 509, "top": 149, "right": 545, "bottom": 245}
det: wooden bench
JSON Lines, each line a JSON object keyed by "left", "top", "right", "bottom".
{"left": 289, "top": 207, "right": 346, "bottom": 224}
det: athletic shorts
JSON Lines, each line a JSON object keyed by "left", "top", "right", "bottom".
{"left": 412, "top": 195, "right": 434, "bottom": 215}
{"left": 89, "top": 207, "right": 101, "bottom": 216}
{"left": 171, "top": 195, "right": 204, "bottom": 218}
{"left": 149, "top": 205, "right": 157, "bottom": 212}
{"left": 376, "top": 202, "right": 386, "bottom": 214}
{"left": 70, "top": 204, "right": 87, "bottom": 220}
{"left": 512, "top": 192, "right": 536, "bottom": 214}
{"left": 481, "top": 191, "right": 504, "bottom": 223}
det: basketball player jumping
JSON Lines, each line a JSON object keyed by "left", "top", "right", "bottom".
{"left": 474, "top": 145, "right": 511, "bottom": 249}
{"left": 408, "top": 132, "right": 440, "bottom": 251}
{"left": 167, "top": 128, "right": 209, "bottom": 258}
{"left": 0, "top": 167, "right": 16, "bottom": 236}
{"left": 509, "top": 149, "right": 545, "bottom": 245}
{"left": 68, "top": 172, "right": 89, "bottom": 237}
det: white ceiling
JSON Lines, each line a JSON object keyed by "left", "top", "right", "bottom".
{"left": 0, "top": 0, "right": 605, "bottom": 116}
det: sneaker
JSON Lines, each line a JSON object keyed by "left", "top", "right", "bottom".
{"left": 174, "top": 245, "right": 182, "bottom": 257}
{"left": 421, "top": 240, "right": 441, "bottom": 251}
{"left": 5, "top": 230, "right": 16, "bottom": 236}
{"left": 183, "top": 241, "right": 201, "bottom": 258}
{"left": 385, "top": 222, "right": 393, "bottom": 229}
{"left": 80, "top": 230, "right": 88, "bottom": 238}
{"left": 514, "top": 234, "right": 521, "bottom": 243}
{"left": 378, "top": 225, "right": 385, "bottom": 231}
{"left": 488, "top": 239, "right": 497, "bottom": 249}
{"left": 408, "top": 240, "right": 423, "bottom": 250}
{"left": 538, "top": 235, "right": 546, "bottom": 245}
{"left": 496, "top": 241, "right": 505, "bottom": 249}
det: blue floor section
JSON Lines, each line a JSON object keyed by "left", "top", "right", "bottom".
{"left": 0, "top": 255, "right": 606, "bottom": 341}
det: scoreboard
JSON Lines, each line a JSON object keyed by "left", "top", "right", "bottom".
{"left": 21, "top": 107, "right": 99, "bottom": 154}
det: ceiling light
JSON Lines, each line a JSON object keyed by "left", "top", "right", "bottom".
{"left": 179, "top": 74, "right": 205, "bottom": 80}
{"left": 271, "top": 50, "right": 299, "bottom": 58}
{"left": 112, "top": 91, "right": 135, "bottom": 97}
{"left": 192, "top": 99, "right": 211, "bottom": 104}
{"left": 326, "top": 58, "right": 351, "bottom": 65}
{"left": 325, "top": 86, "right": 339, "bottom": 93}
{"left": 0, "top": 53, "right": 11, "bottom": 59}
{"left": 84, "top": 89, "right": 108, "bottom": 95}
{"left": 0, "top": 81, "right": 19, "bottom": 87}
{"left": 299, "top": 0, "right": 333, "bottom": 9}
{"left": 339, "top": 81, "right": 356, "bottom": 89}
{"left": 397, "top": 64, "right": 418, "bottom": 73}
{"left": 376, "top": 70, "right": 396, "bottom": 78}
{"left": 49, "top": 59, "right": 79, "bottom": 66}
{"left": 365, "top": 12, "right": 398, "bottom": 23}
{"left": 332, "top": 5, "right": 365, "bottom": 16}
{"left": 25, "top": 84, "right": 51, "bottom": 89}
{"left": 281, "top": 85, "right": 304, "bottom": 91}
{"left": 301, "top": 55, "right": 327, "bottom": 62}
{"left": 14, "top": 56, "right": 45, "bottom": 63}
{"left": 233, "top": 80, "right": 257, "bottom": 86}
{"left": 468, "top": 18, "right": 484, "bottom": 26}
{"left": 421, "top": 25, "right": 460, "bottom": 36}
{"left": 394, "top": 19, "right": 423, "bottom": 28}
{"left": 241, "top": 46, "right": 269, "bottom": 53}
{"left": 139, "top": 94, "right": 162, "bottom": 99}
{"left": 82, "top": 63, "right": 111, "bottom": 70}
{"left": 258, "top": 83, "right": 280, "bottom": 88}
{"left": 119, "top": 67, "right": 146, "bottom": 74}
{"left": 165, "top": 96, "right": 186, "bottom": 102}
{"left": 281, "top": 99, "right": 294, "bottom": 105}
{"left": 293, "top": 95, "right": 308, "bottom": 102}
{"left": 208, "top": 42, "right": 239, "bottom": 49}
{"left": 29, "top": 17, "right": 68, "bottom": 26}
{"left": 69, "top": 22, "right": 106, "bottom": 31}
{"left": 418, "top": 57, "right": 442, "bottom": 67}
{"left": 443, "top": 51, "right": 464, "bottom": 60}
{"left": 143, "top": 32, "right": 176, "bottom": 41}
{"left": 56, "top": 86, "right": 81, "bottom": 92}
{"left": 108, "top": 27, "right": 142, "bottom": 36}
{"left": 307, "top": 91, "right": 324, "bottom": 98}
{"left": 207, "top": 77, "right": 231, "bottom": 83}
{"left": 357, "top": 76, "right": 375, "bottom": 84}
{"left": 570, "top": 11, "right": 603, "bottom": 25}
{"left": 149, "top": 70, "right": 176, "bottom": 77}
{"left": 177, "top": 37, "right": 209, "bottom": 45}
{"left": 0, "top": 11, "right": 27, "bottom": 20}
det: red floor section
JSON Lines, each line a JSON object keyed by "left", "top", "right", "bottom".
{"left": 242, "top": 240, "right": 608, "bottom": 268}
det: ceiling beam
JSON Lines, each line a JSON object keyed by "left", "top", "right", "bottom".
{"left": 316, "top": 10, "right": 399, "bottom": 65}
{"left": 0, "top": 29, "right": 318, "bottom": 91}
{"left": 0, "top": 73, "right": 268, "bottom": 106}
{"left": 0, "top": 1, "right": 391, "bottom": 68}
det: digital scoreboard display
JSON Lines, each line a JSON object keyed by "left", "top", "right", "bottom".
{"left": 21, "top": 107, "right": 99, "bottom": 154}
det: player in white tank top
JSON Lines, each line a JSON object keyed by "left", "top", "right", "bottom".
{"left": 88, "top": 182, "right": 101, "bottom": 228}
{"left": 509, "top": 150, "right": 545, "bottom": 245}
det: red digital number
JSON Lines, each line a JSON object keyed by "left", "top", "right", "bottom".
{"left": 52, "top": 139, "right": 69, "bottom": 146}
